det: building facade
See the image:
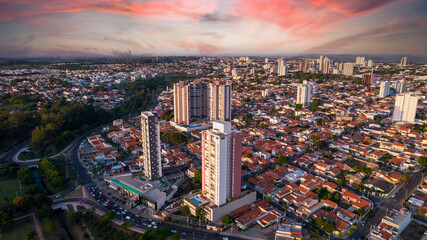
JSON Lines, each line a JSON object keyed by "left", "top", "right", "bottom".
{"left": 141, "top": 111, "right": 162, "bottom": 180}
{"left": 395, "top": 79, "right": 407, "bottom": 94}
{"left": 343, "top": 63, "right": 354, "bottom": 76}
{"left": 379, "top": 80, "right": 390, "bottom": 98}
{"left": 173, "top": 80, "right": 209, "bottom": 125}
{"left": 277, "top": 58, "right": 288, "bottom": 76}
{"left": 208, "top": 81, "right": 232, "bottom": 122}
{"left": 296, "top": 80, "right": 312, "bottom": 108}
{"left": 392, "top": 93, "right": 418, "bottom": 122}
{"left": 201, "top": 121, "right": 242, "bottom": 206}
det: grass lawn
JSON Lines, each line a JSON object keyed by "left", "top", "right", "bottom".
{"left": 18, "top": 151, "right": 40, "bottom": 161}
{"left": 1, "top": 216, "right": 37, "bottom": 240}
{"left": 0, "top": 178, "right": 25, "bottom": 201}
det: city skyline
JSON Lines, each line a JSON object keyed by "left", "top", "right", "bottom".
{"left": 0, "top": 0, "right": 426, "bottom": 57}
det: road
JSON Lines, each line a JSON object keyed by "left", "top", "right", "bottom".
{"left": 350, "top": 171, "right": 424, "bottom": 239}
{"left": 53, "top": 198, "right": 244, "bottom": 240}
{"left": 1, "top": 139, "right": 30, "bottom": 163}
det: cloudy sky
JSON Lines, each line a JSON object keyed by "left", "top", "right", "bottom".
{"left": 0, "top": 0, "right": 426, "bottom": 57}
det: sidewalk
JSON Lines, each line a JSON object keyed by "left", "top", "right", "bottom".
{"left": 13, "top": 139, "right": 77, "bottom": 164}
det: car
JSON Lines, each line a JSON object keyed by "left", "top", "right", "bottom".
{"left": 171, "top": 230, "right": 177, "bottom": 233}
{"left": 147, "top": 224, "right": 152, "bottom": 228}
{"left": 223, "top": 237, "right": 229, "bottom": 240}
{"left": 392, "top": 194, "right": 395, "bottom": 197}
{"left": 55, "top": 194, "right": 62, "bottom": 199}
{"left": 125, "top": 216, "right": 131, "bottom": 220}
{"left": 151, "top": 221, "right": 156, "bottom": 225}
{"left": 182, "top": 232, "right": 187, "bottom": 235}
{"left": 153, "top": 225, "right": 158, "bottom": 229}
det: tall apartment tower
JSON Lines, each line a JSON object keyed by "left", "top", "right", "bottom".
{"left": 319, "top": 55, "right": 324, "bottom": 72}
{"left": 379, "top": 80, "right": 390, "bottom": 98}
{"left": 395, "top": 79, "right": 407, "bottom": 94}
{"left": 322, "top": 57, "right": 330, "bottom": 74}
{"left": 173, "top": 80, "right": 208, "bottom": 125}
{"left": 343, "top": 63, "right": 354, "bottom": 76}
{"left": 141, "top": 111, "right": 162, "bottom": 180}
{"left": 296, "top": 80, "right": 312, "bottom": 107}
{"left": 201, "top": 121, "right": 242, "bottom": 206}
{"left": 362, "top": 73, "right": 375, "bottom": 86}
{"left": 208, "top": 81, "right": 231, "bottom": 122}
{"left": 392, "top": 93, "right": 418, "bottom": 122}
{"left": 277, "top": 58, "right": 288, "bottom": 76}
{"left": 400, "top": 57, "right": 408, "bottom": 66}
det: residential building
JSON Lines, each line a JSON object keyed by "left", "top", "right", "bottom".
{"left": 322, "top": 57, "right": 330, "bottom": 74}
{"left": 343, "top": 63, "right": 354, "bottom": 76}
{"left": 141, "top": 111, "right": 162, "bottom": 180}
{"left": 379, "top": 80, "right": 390, "bottom": 98}
{"left": 400, "top": 57, "right": 407, "bottom": 66}
{"left": 395, "top": 79, "right": 407, "bottom": 94}
{"left": 201, "top": 121, "right": 242, "bottom": 206}
{"left": 278, "top": 58, "right": 288, "bottom": 76}
{"left": 392, "top": 93, "right": 418, "bottom": 122}
{"left": 362, "top": 73, "right": 375, "bottom": 86}
{"left": 208, "top": 81, "right": 232, "bottom": 122}
{"left": 173, "top": 79, "right": 208, "bottom": 125}
{"left": 296, "top": 80, "right": 312, "bottom": 107}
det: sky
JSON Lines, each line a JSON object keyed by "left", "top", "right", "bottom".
{"left": 0, "top": 0, "right": 426, "bottom": 57}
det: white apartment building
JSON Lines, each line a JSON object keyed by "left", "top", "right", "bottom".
{"left": 379, "top": 81, "right": 390, "bottom": 98}
{"left": 141, "top": 111, "right": 162, "bottom": 180}
{"left": 392, "top": 93, "right": 418, "bottom": 122}
{"left": 296, "top": 80, "right": 312, "bottom": 107}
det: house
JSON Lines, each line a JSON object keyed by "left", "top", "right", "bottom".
{"left": 392, "top": 142, "right": 406, "bottom": 152}
{"left": 342, "top": 189, "right": 361, "bottom": 203}
{"left": 363, "top": 178, "right": 394, "bottom": 193}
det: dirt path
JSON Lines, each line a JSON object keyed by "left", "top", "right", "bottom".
{"left": 33, "top": 213, "right": 45, "bottom": 240}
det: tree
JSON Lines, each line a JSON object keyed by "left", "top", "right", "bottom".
{"left": 295, "top": 104, "right": 303, "bottom": 110}
{"left": 222, "top": 215, "right": 233, "bottom": 225}
{"left": 194, "top": 170, "right": 201, "bottom": 183}
{"left": 356, "top": 208, "right": 365, "bottom": 216}
{"left": 418, "top": 156, "right": 427, "bottom": 167}
{"left": 68, "top": 211, "right": 83, "bottom": 224}
{"left": 100, "top": 211, "right": 116, "bottom": 222}
{"left": 334, "top": 192, "right": 341, "bottom": 202}
{"left": 180, "top": 205, "right": 190, "bottom": 216}
{"left": 317, "top": 118, "right": 325, "bottom": 125}
{"left": 17, "top": 168, "right": 35, "bottom": 184}
{"left": 196, "top": 208, "right": 205, "bottom": 219}
{"left": 12, "top": 196, "right": 32, "bottom": 212}
{"left": 277, "top": 155, "right": 289, "bottom": 165}
{"left": 24, "top": 184, "right": 40, "bottom": 195}
{"left": 170, "top": 232, "right": 182, "bottom": 240}
{"left": 417, "top": 209, "right": 425, "bottom": 217}
{"left": 36, "top": 205, "right": 53, "bottom": 219}
{"left": 0, "top": 211, "right": 12, "bottom": 231}
{"left": 401, "top": 175, "right": 410, "bottom": 182}
{"left": 246, "top": 153, "right": 253, "bottom": 158}
{"left": 121, "top": 222, "right": 133, "bottom": 229}
{"left": 43, "top": 218, "right": 55, "bottom": 234}
{"left": 24, "top": 230, "right": 36, "bottom": 240}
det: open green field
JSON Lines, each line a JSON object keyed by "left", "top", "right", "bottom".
{"left": 0, "top": 178, "right": 25, "bottom": 200}
{"left": 1, "top": 216, "right": 38, "bottom": 240}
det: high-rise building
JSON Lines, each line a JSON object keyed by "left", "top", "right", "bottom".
{"left": 367, "top": 60, "right": 373, "bottom": 67}
{"left": 201, "top": 121, "right": 242, "bottom": 206}
{"left": 265, "top": 58, "right": 269, "bottom": 63}
{"left": 208, "top": 81, "right": 232, "bottom": 122}
{"left": 296, "top": 80, "right": 312, "bottom": 107}
{"left": 392, "top": 93, "right": 418, "bottom": 122}
{"left": 173, "top": 80, "right": 209, "bottom": 125}
{"left": 362, "top": 73, "right": 375, "bottom": 86}
{"left": 319, "top": 55, "right": 324, "bottom": 72}
{"left": 343, "top": 63, "right": 354, "bottom": 76}
{"left": 141, "top": 111, "right": 162, "bottom": 180}
{"left": 395, "top": 79, "right": 407, "bottom": 94}
{"left": 356, "top": 56, "right": 365, "bottom": 65}
{"left": 322, "top": 57, "right": 330, "bottom": 74}
{"left": 400, "top": 57, "right": 407, "bottom": 66}
{"left": 277, "top": 58, "right": 288, "bottom": 76}
{"left": 379, "top": 80, "right": 390, "bottom": 98}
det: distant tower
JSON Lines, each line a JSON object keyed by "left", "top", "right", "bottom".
{"left": 208, "top": 81, "right": 232, "bottom": 122}
{"left": 322, "top": 57, "right": 330, "bottom": 74}
{"left": 141, "top": 111, "right": 162, "bottom": 180}
{"left": 400, "top": 57, "right": 408, "bottom": 66}
{"left": 277, "top": 58, "right": 288, "bottom": 76}
{"left": 201, "top": 121, "right": 242, "bottom": 206}
{"left": 319, "top": 55, "right": 324, "bottom": 72}
{"left": 392, "top": 93, "right": 418, "bottom": 122}
{"left": 379, "top": 80, "right": 390, "bottom": 98}
{"left": 265, "top": 58, "right": 269, "bottom": 63}
{"left": 296, "top": 80, "right": 312, "bottom": 107}
{"left": 362, "top": 72, "right": 375, "bottom": 86}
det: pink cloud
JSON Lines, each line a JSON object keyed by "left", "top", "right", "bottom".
{"left": 176, "top": 41, "right": 224, "bottom": 54}
{"left": 0, "top": 0, "right": 217, "bottom": 22}
{"left": 234, "top": 0, "right": 400, "bottom": 36}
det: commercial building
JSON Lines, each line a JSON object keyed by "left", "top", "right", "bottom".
{"left": 275, "top": 223, "right": 304, "bottom": 240}
{"left": 173, "top": 79, "right": 231, "bottom": 125}
{"left": 379, "top": 80, "right": 390, "bottom": 98}
{"left": 201, "top": 120, "right": 242, "bottom": 206}
{"left": 343, "top": 63, "right": 354, "bottom": 76}
{"left": 277, "top": 58, "right": 288, "bottom": 76}
{"left": 296, "top": 80, "right": 312, "bottom": 108}
{"left": 392, "top": 93, "right": 418, "bottom": 122}
{"left": 141, "top": 111, "right": 162, "bottom": 180}
{"left": 369, "top": 209, "right": 412, "bottom": 240}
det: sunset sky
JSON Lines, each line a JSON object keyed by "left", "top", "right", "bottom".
{"left": 0, "top": 0, "right": 426, "bottom": 57}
